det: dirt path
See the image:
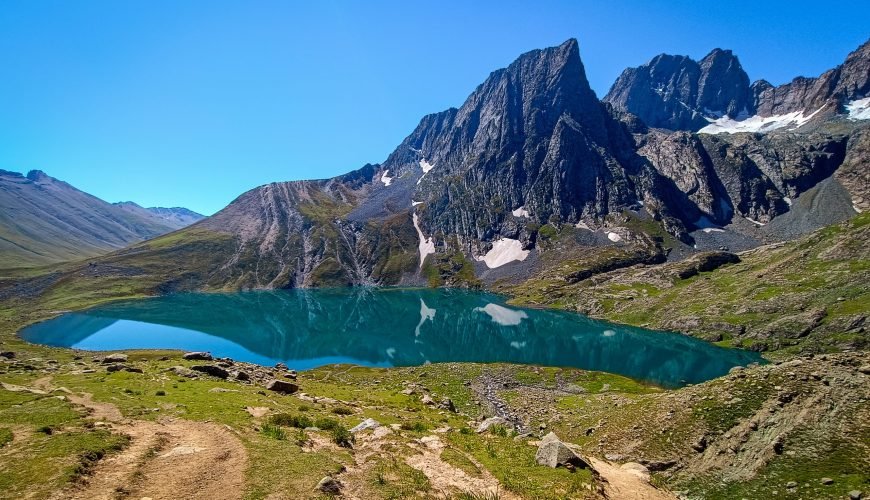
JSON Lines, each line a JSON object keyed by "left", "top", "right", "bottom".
{"left": 49, "top": 380, "right": 249, "bottom": 500}
{"left": 404, "top": 435, "right": 518, "bottom": 499}
{"left": 588, "top": 457, "right": 676, "bottom": 500}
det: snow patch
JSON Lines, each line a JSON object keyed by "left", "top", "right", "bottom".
{"left": 606, "top": 231, "right": 622, "bottom": 242}
{"left": 510, "top": 341, "right": 527, "bottom": 349}
{"left": 474, "top": 303, "right": 528, "bottom": 326}
{"left": 419, "top": 159, "right": 435, "bottom": 173}
{"left": 475, "top": 238, "right": 529, "bottom": 268}
{"left": 575, "top": 220, "right": 591, "bottom": 230}
{"left": 380, "top": 169, "right": 393, "bottom": 186}
{"left": 702, "top": 228, "right": 725, "bottom": 233}
{"left": 783, "top": 197, "right": 792, "bottom": 206}
{"left": 699, "top": 107, "right": 822, "bottom": 134}
{"left": 511, "top": 206, "right": 530, "bottom": 218}
{"left": 846, "top": 97, "right": 870, "bottom": 120}
{"left": 412, "top": 201, "right": 423, "bottom": 207}
{"left": 412, "top": 213, "right": 435, "bottom": 268}
{"left": 415, "top": 299, "right": 436, "bottom": 337}
{"left": 744, "top": 217, "right": 766, "bottom": 227}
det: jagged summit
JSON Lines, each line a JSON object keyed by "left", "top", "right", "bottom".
{"left": 607, "top": 37, "right": 870, "bottom": 133}
{"left": 604, "top": 47, "right": 753, "bottom": 130}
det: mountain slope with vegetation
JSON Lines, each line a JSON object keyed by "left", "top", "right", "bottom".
{"left": 0, "top": 170, "right": 203, "bottom": 268}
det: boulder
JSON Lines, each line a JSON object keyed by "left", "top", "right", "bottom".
{"left": 102, "top": 353, "right": 128, "bottom": 363}
{"left": 182, "top": 352, "right": 213, "bottom": 361}
{"left": 350, "top": 418, "right": 381, "bottom": 433}
{"left": 439, "top": 398, "right": 457, "bottom": 413}
{"left": 621, "top": 462, "right": 651, "bottom": 481}
{"left": 168, "top": 365, "right": 198, "bottom": 378}
{"left": 420, "top": 394, "right": 435, "bottom": 405}
{"left": 232, "top": 370, "right": 250, "bottom": 381}
{"left": 849, "top": 491, "right": 862, "bottom": 500}
{"left": 190, "top": 365, "right": 229, "bottom": 379}
{"left": 315, "top": 476, "right": 342, "bottom": 495}
{"left": 0, "top": 351, "right": 16, "bottom": 359}
{"left": 535, "top": 432, "right": 589, "bottom": 469}
{"left": 476, "top": 416, "right": 509, "bottom": 433}
{"left": 106, "top": 364, "right": 140, "bottom": 373}
{"left": 266, "top": 379, "right": 299, "bottom": 394}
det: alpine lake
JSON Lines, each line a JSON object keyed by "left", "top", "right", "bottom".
{"left": 21, "top": 288, "right": 763, "bottom": 388}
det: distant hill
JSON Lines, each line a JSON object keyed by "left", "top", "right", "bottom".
{"left": 0, "top": 170, "right": 204, "bottom": 268}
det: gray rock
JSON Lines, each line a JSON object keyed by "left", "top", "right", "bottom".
{"left": 0, "top": 351, "right": 16, "bottom": 359}
{"left": 182, "top": 352, "right": 213, "bottom": 361}
{"left": 315, "top": 476, "right": 342, "bottom": 495}
{"left": 476, "top": 417, "right": 509, "bottom": 434}
{"left": 190, "top": 365, "right": 229, "bottom": 379}
{"left": 168, "top": 365, "right": 198, "bottom": 378}
{"left": 350, "top": 418, "right": 380, "bottom": 433}
{"left": 535, "top": 432, "right": 588, "bottom": 469}
{"left": 849, "top": 491, "right": 863, "bottom": 500}
{"left": 820, "top": 477, "right": 834, "bottom": 485}
{"left": 786, "top": 481, "right": 798, "bottom": 488}
{"left": 265, "top": 379, "right": 298, "bottom": 394}
{"left": 439, "top": 397, "right": 457, "bottom": 413}
{"left": 102, "top": 353, "right": 128, "bottom": 363}
{"left": 233, "top": 370, "right": 250, "bottom": 381}
{"left": 692, "top": 434, "right": 707, "bottom": 452}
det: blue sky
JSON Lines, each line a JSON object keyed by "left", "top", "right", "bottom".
{"left": 1, "top": 1, "right": 867, "bottom": 215}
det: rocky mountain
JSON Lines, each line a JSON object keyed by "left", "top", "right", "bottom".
{"left": 604, "top": 49, "right": 753, "bottom": 130}
{"left": 605, "top": 38, "right": 870, "bottom": 134}
{"left": 0, "top": 170, "right": 202, "bottom": 268}
{"left": 22, "top": 38, "right": 868, "bottom": 299}
{"left": 114, "top": 202, "right": 204, "bottom": 228}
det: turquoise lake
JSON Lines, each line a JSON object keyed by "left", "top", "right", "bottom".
{"left": 20, "top": 288, "right": 762, "bottom": 387}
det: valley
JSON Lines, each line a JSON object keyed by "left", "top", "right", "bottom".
{"left": 0, "top": 32, "right": 868, "bottom": 500}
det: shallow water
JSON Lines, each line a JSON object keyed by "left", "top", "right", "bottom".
{"left": 21, "top": 288, "right": 762, "bottom": 387}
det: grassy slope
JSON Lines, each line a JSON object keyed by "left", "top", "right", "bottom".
{"left": 502, "top": 212, "right": 870, "bottom": 356}
{"left": 0, "top": 173, "right": 190, "bottom": 269}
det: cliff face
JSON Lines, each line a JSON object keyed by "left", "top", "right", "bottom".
{"left": 606, "top": 38, "right": 870, "bottom": 132}
{"left": 604, "top": 49, "right": 753, "bottom": 130}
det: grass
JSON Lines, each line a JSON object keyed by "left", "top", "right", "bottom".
{"left": 368, "top": 456, "right": 432, "bottom": 499}
{"left": 0, "top": 428, "right": 12, "bottom": 447}
{"left": 269, "top": 413, "right": 313, "bottom": 429}
{"left": 504, "top": 212, "right": 870, "bottom": 354}
{"left": 260, "top": 424, "right": 287, "bottom": 440}
{"left": 0, "top": 389, "right": 131, "bottom": 498}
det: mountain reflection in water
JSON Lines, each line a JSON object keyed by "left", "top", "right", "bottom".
{"left": 21, "top": 288, "right": 763, "bottom": 387}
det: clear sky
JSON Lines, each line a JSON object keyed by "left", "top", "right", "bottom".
{"left": 1, "top": 0, "right": 867, "bottom": 215}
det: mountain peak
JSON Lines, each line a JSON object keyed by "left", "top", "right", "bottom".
{"left": 25, "top": 170, "right": 51, "bottom": 182}
{"left": 604, "top": 48, "right": 752, "bottom": 130}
